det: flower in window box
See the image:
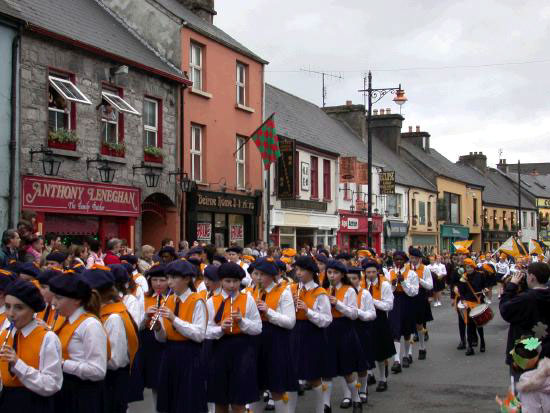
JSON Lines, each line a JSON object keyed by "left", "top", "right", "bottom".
{"left": 102, "top": 141, "right": 125, "bottom": 156}
{"left": 48, "top": 129, "right": 78, "bottom": 150}
{"left": 144, "top": 146, "right": 163, "bottom": 163}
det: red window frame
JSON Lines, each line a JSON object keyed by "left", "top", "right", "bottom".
{"left": 311, "top": 156, "right": 318, "bottom": 199}
{"left": 100, "top": 82, "right": 125, "bottom": 157}
{"left": 47, "top": 67, "right": 77, "bottom": 132}
{"left": 144, "top": 95, "right": 163, "bottom": 148}
{"left": 323, "top": 159, "right": 331, "bottom": 200}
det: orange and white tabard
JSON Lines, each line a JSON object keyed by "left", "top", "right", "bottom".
{"left": 290, "top": 283, "right": 327, "bottom": 320}
{"left": 389, "top": 268, "right": 410, "bottom": 293}
{"left": 211, "top": 293, "right": 247, "bottom": 335}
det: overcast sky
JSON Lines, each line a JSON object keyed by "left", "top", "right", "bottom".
{"left": 216, "top": 0, "right": 550, "bottom": 168}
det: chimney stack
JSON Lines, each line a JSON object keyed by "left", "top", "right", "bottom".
{"left": 408, "top": 126, "right": 412, "bottom": 132}
{"left": 176, "top": 0, "right": 216, "bottom": 23}
{"left": 416, "top": 125, "right": 420, "bottom": 133}
{"left": 379, "top": 109, "right": 385, "bottom": 115}
{"left": 346, "top": 100, "right": 352, "bottom": 106}
{"left": 386, "top": 108, "right": 391, "bottom": 114}
{"left": 458, "top": 151, "right": 487, "bottom": 172}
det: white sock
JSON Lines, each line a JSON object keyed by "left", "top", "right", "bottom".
{"left": 287, "top": 392, "right": 298, "bottom": 413}
{"left": 323, "top": 380, "right": 332, "bottom": 406}
{"left": 347, "top": 380, "right": 360, "bottom": 403}
{"left": 151, "top": 389, "right": 158, "bottom": 412}
{"left": 249, "top": 400, "right": 264, "bottom": 413}
{"left": 394, "top": 341, "right": 401, "bottom": 362}
{"left": 208, "top": 402, "right": 215, "bottom": 413}
{"left": 404, "top": 339, "right": 411, "bottom": 357}
{"left": 359, "top": 375, "right": 368, "bottom": 393}
{"left": 368, "top": 368, "right": 375, "bottom": 376}
{"left": 339, "top": 376, "right": 351, "bottom": 399}
{"left": 419, "top": 329, "right": 426, "bottom": 350}
{"left": 376, "top": 361, "right": 386, "bottom": 382}
{"left": 408, "top": 342, "right": 413, "bottom": 356}
{"left": 274, "top": 399, "right": 287, "bottom": 413}
{"left": 313, "top": 384, "right": 325, "bottom": 413}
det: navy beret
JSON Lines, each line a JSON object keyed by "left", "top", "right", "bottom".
{"left": 17, "top": 262, "right": 42, "bottom": 279}
{"left": 315, "top": 254, "right": 329, "bottom": 265}
{"left": 145, "top": 263, "right": 166, "bottom": 278}
{"left": 186, "top": 247, "right": 204, "bottom": 257}
{"left": 393, "top": 251, "right": 408, "bottom": 261}
{"left": 0, "top": 269, "right": 16, "bottom": 291}
{"left": 409, "top": 248, "right": 423, "bottom": 258}
{"left": 294, "top": 256, "right": 319, "bottom": 274}
{"left": 362, "top": 259, "right": 379, "bottom": 270}
{"left": 254, "top": 258, "right": 278, "bottom": 277}
{"left": 326, "top": 259, "right": 348, "bottom": 274}
{"left": 218, "top": 262, "right": 245, "bottom": 280}
{"left": 186, "top": 257, "right": 202, "bottom": 268}
{"left": 46, "top": 252, "right": 67, "bottom": 263}
{"left": 318, "top": 249, "right": 330, "bottom": 257}
{"left": 6, "top": 279, "right": 45, "bottom": 312}
{"left": 107, "top": 264, "right": 129, "bottom": 285}
{"left": 83, "top": 267, "right": 115, "bottom": 290}
{"left": 120, "top": 255, "right": 138, "bottom": 265}
{"left": 347, "top": 266, "right": 363, "bottom": 275}
{"left": 213, "top": 255, "right": 227, "bottom": 265}
{"left": 226, "top": 246, "right": 243, "bottom": 254}
{"left": 159, "top": 246, "right": 177, "bottom": 257}
{"left": 49, "top": 273, "right": 91, "bottom": 301}
{"left": 121, "top": 263, "right": 134, "bottom": 275}
{"left": 166, "top": 259, "right": 196, "bottom": 277}
{"left": 204, "top": 265, "right": 219, "bottom": 282}
{"left": 37, "top": 268, "right": 64, "bottom": 286}
{"left": 335, "top": 253, "right": 353, "bottom": 261}
{"left": 275, "top": 259, "right": 286, "bottom": 272}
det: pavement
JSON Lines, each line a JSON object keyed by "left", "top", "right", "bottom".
{"left": 130, "top": 291, "right": 510, "bottom": 412}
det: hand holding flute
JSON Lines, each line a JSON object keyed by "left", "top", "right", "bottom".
{"left": 0, "top": 323, "right": 16, "bottom": 368}
{"left": 149, "top": 290, "right": 172, "bottom": 331}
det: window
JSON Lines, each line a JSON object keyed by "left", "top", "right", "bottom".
{"left": 48, "top": 88, "right": 70, "bottom": 132}
{"left": 236, "top": 136, "right": 246, "bottom": 189}
{"left": 48, "top": 76, "right": 91, "bottom": 105}
{"left": 311, "top": 156, "right": 318, "bottom": 199}
{"left": 279, "top": 226, "right": 296, "bottom": 249}
{"left": 236, "top": 62, "right": 246, "bottom": 105}
{"left": 511, "top": 212, "right": 515, "bottom": 228}
{"left": 143, "top": 98, "right": 159, "bottom": 147}
{"left": 102, "top": 91, "right": 140, "bottom": 115}
{"left": 323, "top": 159, "right": 331, "bottom": 200}
{"left": 412, "top": 199, "right": 417, "bottom": 222}
{"left": 443, "top": 192, "right": 460, "bottom": 224}
{"left": 427, "top": 201, "right": 432, "bottom": 225}
{"left": 387, "top": 193, "right": 402, "bottom": 218}
{"left": 190, "top": 43, "right": 203, "bottom": 91}
{"left": 531, "top": 212, "right": 535, "bottom": 227}
{"left": 191, "top": 124, "right": 202, "bottom": 182}
{"left": 523, "top": 211, "right": 528, "bottom": 228}
{"left": 503, "top": 211, "right": 507, "bottom": 228}
{"left": 99, "top": 96, "right": 119, "bottom": 144}
{"left": 419, "top": 201, "right": 426, "bottom": 225}
{"left": 473, "top": 198, "right": 478, "bottom": 225}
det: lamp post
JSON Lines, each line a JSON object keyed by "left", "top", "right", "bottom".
{"left": 86, "top": 154, "right": 116, "bottom": 183}
{"left": 359, "top": 71, "right": 407, "bottom": 248}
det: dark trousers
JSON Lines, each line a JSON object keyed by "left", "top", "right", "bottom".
{"left": 466, "top": 321, "right": 485, "bottom": 347}
{"left": 457, "top": 310, "right": 466, "bottom": 344}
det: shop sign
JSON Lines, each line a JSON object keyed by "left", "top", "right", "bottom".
{"left": 356, "top": 162, "right": 368, "bottom": 185}
{"left": 440, "top": 224, "right": 469, "bottom": 239}
{"left": 536, "top": 198, "right": 550, "bottom": 208}
{"left": 197, "top": 223, "right": 212, "bottom": 241}
{"left": 301, "top": 162, "right": 310, "bottom": 191}
{"left": 22, "top": 176, "right": 140, "bottom": 217}
{"left": 379, "top": 171, "right": 395, "bottom": 195}
{"left": 197, "top": 192, "right": 255, "bottom": 211}
{"left": 230, "top": 224, "right": 244, "bottom": 241}
{"left": 277, "top": 138, "right": 295, "bottom": 199}
{"left": 347, "top": 217, "right": 359, "bottom": 229}
{"left": 340, "top": 157, "right": 357, "bottom": 183}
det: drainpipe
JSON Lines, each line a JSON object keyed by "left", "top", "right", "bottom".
{"left": 8, "top": 31, "right": 21, "bottom": 228}
{"left": 179, "top": 85, "right": 186, "bottom": 242}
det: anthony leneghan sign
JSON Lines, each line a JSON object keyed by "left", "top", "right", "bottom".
{"left": 22, "top": 176, "right": 141, "bottom": 217}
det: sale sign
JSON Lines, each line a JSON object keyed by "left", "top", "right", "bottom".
{"left": 230, "top": 224, "right": 244, "bottom": 241}
{"left": 197, "top": 223, "right": 212, "bottom": 241}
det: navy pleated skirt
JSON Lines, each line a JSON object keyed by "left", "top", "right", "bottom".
{"left": 414, "top": 288, "right": 433, "bottom": 325}
{"left": 104, "top": 366, "right": 130, "bottom": 413}
{"left": 258, "top": 321, "right": 299, "bottom": 393}
{"left": 370, "top": 309, "right": 397, "bottom": 361}
{"left": 207, "top": 334, "right": 259, "bottom": 406}
{"left": 128, "top": 328, "right": 165, "bottom": 403}
{"left": 54, "top": 373, "right": 105, "bottom": 413}
{"left": 0, "top": 386, "right": 54, "bottom": 413}
{"left": 157, "top": 340, "right": 207, "bottom": 413}
{"left": 433, "top": 274, "right": 446, "bottom": 292}
{"left": 389, "top": 292, "right": 416, "bottom": 339}
{"left": 355, "top": 319, "right": 375, "bottom": 370}
{"left": 291, "top": 319, "right": 327, "bottom": 381}
{"left": 323, "top": 317, "right": 365, "bottom": 378}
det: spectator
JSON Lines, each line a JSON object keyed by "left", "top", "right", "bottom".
{"left": 0, "top": 229, "right": 20, "bottom": 268}
{"left": 138, "top": 244, "right": 155, "bottom": 273}
{"left": 86, "top": 238, "right": 104, "bottom": 268}
{"left": 23, "top": 235, "right": 44, "bottom": 263}
{"left": 69, "top": 244, "right": 88, "bottom": 270}
{"left": 153, "top": 238, "right": 174, "bottom": 262}
{"left": 500, "top": 262, "right": 550, "bottom": 381}
{"left": 103, "top": 238, "right": 122, "bottom": 265}
{"left": 517, "top": 357, "right": 550, "bottom": 412}
{"left": 178, "top": 240, "right": 189, "bottom": 257}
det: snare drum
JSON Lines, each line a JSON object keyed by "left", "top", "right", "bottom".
{"left": 469, "top": 304, "right": 494, "bottom": 327}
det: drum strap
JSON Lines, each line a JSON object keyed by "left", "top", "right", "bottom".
{"left": 465, "top": 279, "right": 481, "bottom": 304}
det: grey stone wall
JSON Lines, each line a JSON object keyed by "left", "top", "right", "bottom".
{"left": 19, "top": 33, "right": 180, "bottom": 243}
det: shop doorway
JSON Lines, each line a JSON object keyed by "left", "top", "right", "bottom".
{"left": 142, "top": 193, "right": 178, "bottom": 249}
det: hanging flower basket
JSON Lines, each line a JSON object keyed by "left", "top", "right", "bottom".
{"left": 48, "top": 129, "right": 78, "bottom": 151}
{"left": 144, "top": 146, "right": 163, "bottom": 163}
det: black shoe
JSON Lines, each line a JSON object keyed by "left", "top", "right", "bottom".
{"left": 303, "top": 382, "right": 312, "bottom": 391}
{"left": 340, "top": 398, "right": 352, "bottom": 409}
{"left": 367, "top": 374, "right": 376, "bottom": 386}
{"left": 457, "top": 342, "right": 466, "bottom": 350}
{"left": 424, "top": 331, "right": 429, "bottom": 341}
{"left": 324, "top": 405, "right": 332, "bottom": 413}
{"left": 413, "top": 333, "right": 419, "bottom": 342}
{"left": 480, "top": 343, "right": 486, "bottom": 353}
{"left": 391, "top": 361, "right": 402, "bottom": 374}
{"left": 298, "top": 382, "right": 305, "bottom": 396}
{"left": 376, "top": 381, "right": 388, "bottom": 392}
{"left": 359, "top": 391, "right": 368, "bottom": 403}
{"left": 419, "top": 349, "right": 427, "bottom": 360}
{"left": 465, "top": 347, "right": 475, "bottom": 356}
{"left": 352, "top": 401, "right": 363, "bottom": 413}
{"left": 408, "top": 354, "right": 414, "bottom": 365}
{"left": 402, "top": 356, "right": 410, "bottom": 368}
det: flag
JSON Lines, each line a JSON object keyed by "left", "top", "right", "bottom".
{"left": 251, "top": 114, "right": 281, "bottom": 170}
{"left": 529, "top": 239, "right": 545, "bottom": 255}
{"left": 497, "top": 236, "right": 522, "bottom": 258}
{"left": 453, "top": 240, "right": 473, "bottom": 251}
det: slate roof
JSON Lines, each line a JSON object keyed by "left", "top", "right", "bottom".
{"left": 507, "top": 163, "right": 550, "bottom": 175}
{"left": 506, "top": 172, "right": 550, "bottom": 199}
{"left": 5, "top": 0, "right": 184, "bottom": 81}
{"left": 265, "top": 84, "right": 436, "bottom": 192}
{"left": 0, "top": 0, "right": 23, "bottom": 21}
{"left": 154, "top": 0, "right": 268, "bottom": 64}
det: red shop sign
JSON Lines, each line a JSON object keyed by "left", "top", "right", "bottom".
{"left": 197, "top": 223, "right": 212, "bottom": 241}
{"left": 22, "top": 176, "right": 141, "bottom": 217}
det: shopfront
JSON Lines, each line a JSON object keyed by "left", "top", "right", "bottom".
{"left": 440, "top": 224, "right": 469, "bottom": 253}
{"left": 482, "top": 229, "right": 514, "bottom": 253}
{"left": 410, "top": 234, "right": 438, "bottom": 255}
{"left": 186, "top": 190, "right": 261, "bottom": 248}
{"left": 22, "top": 175, "right": 141, "bottom": 249}
{"left": 384, "top": 221, "right": 408, "bottom": 252}
{"left": 337, "top": 212, "right": 383, "bottom": 253}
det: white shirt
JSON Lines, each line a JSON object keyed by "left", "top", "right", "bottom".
{"left": 104, "top": 313, "right": 129, "bottom": 370}
{"left": 132, "top": 270, "right": 149, "bottom": 294}
{"left": 86, "top": 252, "right": 104, "bottom": 269}
{"left": 496, "top": 261, "right": 510, "bottom": 276}
{"left": 123, "top": 293, "right": 142, "bottom": 326}
{"left": 365, "top": 277, "right": 394, "bottom": 312}
{"left": 299, "top": 280, "right": 332, "bottom": 328}
{"left": 237, "top": 260, "right": 252, "bottom": 287}
{"left": 206, "top": 290, "right": 262, "bottom": 339}
{"left": 357, "top": 289, "right": 377, "bottom": 322}
{"left": 262, "top": 281, "right": 296, "bottom": 330}
{"left": 155, "top": 289, "right": 207, "bottom": 343}
{"left": 63, "top": 307, "right": 108, "bottom": 381}
{"left": 196, "top": 281, "right": 207, "bottom": 292}
{"left": 331, "top": 283, "right": 358, "bottom": 320}
{"left": 8, "top": 320, "right": 63, "bottom": 396}
{"left": 390, "top": 267, "right": 419, "bottom": 297}
{"left": 412, "top": 264, "right": 434, "bottom": 291}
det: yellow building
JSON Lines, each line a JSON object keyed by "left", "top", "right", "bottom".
{"left": 407, "top": 188, "right": 439, "bottom": 253}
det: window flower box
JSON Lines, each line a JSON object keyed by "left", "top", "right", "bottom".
{"left": 143, "top": 146, "right": 163, "bottom": 163}
{"left": 48, "top": 129, "right": 78, "bottom": 151}
{"left": 101, "top": 142, "right": 125, "bottom": 157}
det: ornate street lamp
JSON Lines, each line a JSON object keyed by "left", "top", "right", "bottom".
{"left": 133, "top": 162, "right": 162, "bottom": 188}
{"left": 30, "top": 146, "right": 62, "bottom": 176}
{"left": 168, "top": 169, "right": 197, "bottom": 193}
{"left": 87, "top": 154, "right": 116, "bottom": 183}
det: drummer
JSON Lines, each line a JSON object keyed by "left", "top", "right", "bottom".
{"left": 454, "top": 259, "right": 489, "bottom": 356}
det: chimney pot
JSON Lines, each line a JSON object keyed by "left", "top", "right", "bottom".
{"left": 416, "top": 125, "right": 420, "bottom": 132}
{"left": 386, "top": 108, "right": 391, "bottom": 114}
{"left": 380, "top": 109, "right": 385, "bottom": 115}
{"left": 408, "top": 126, "right": 413, "bottom": 132}
{"left": 346, "top": 100, "right": 352, "bottom": 106}
{"left": 373, "top": 109, "right": 378, "bottom": 115}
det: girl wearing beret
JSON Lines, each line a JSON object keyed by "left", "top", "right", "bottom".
{"left": 248, "top": 258, "right": 297, "bottom": 413}
{"left": 321, "top": 260, "right": 365, "bottom": 413}
{"left": 0, "top": 269, "right": 17, "bottom": 330}
{"left": 0, "top": 279, "right": 63, "bottom": 412}
{"left": 49, "top": 273, "right": 108, "bottom": 413}
{"left": 35, "top": 269, "right": 65, "bottom": 332}
{"left": 152, "top": 259, "right": 208, "bottom": 413}
{"left": 206, "top": 262, "right": 262, "bottom": 412}
{"left": 289, "top": 256, "right": 332, "bottom": 413}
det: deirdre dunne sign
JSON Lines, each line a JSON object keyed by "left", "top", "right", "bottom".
{"left": 197, "top": 192, "right": 255, "bottom": 211}
{"left": 22, "top": 176, "right": 141, "bottom": 217}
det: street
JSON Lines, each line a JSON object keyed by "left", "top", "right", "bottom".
{"left": 130, "top": 292, "right": 510, "bottom": 413}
